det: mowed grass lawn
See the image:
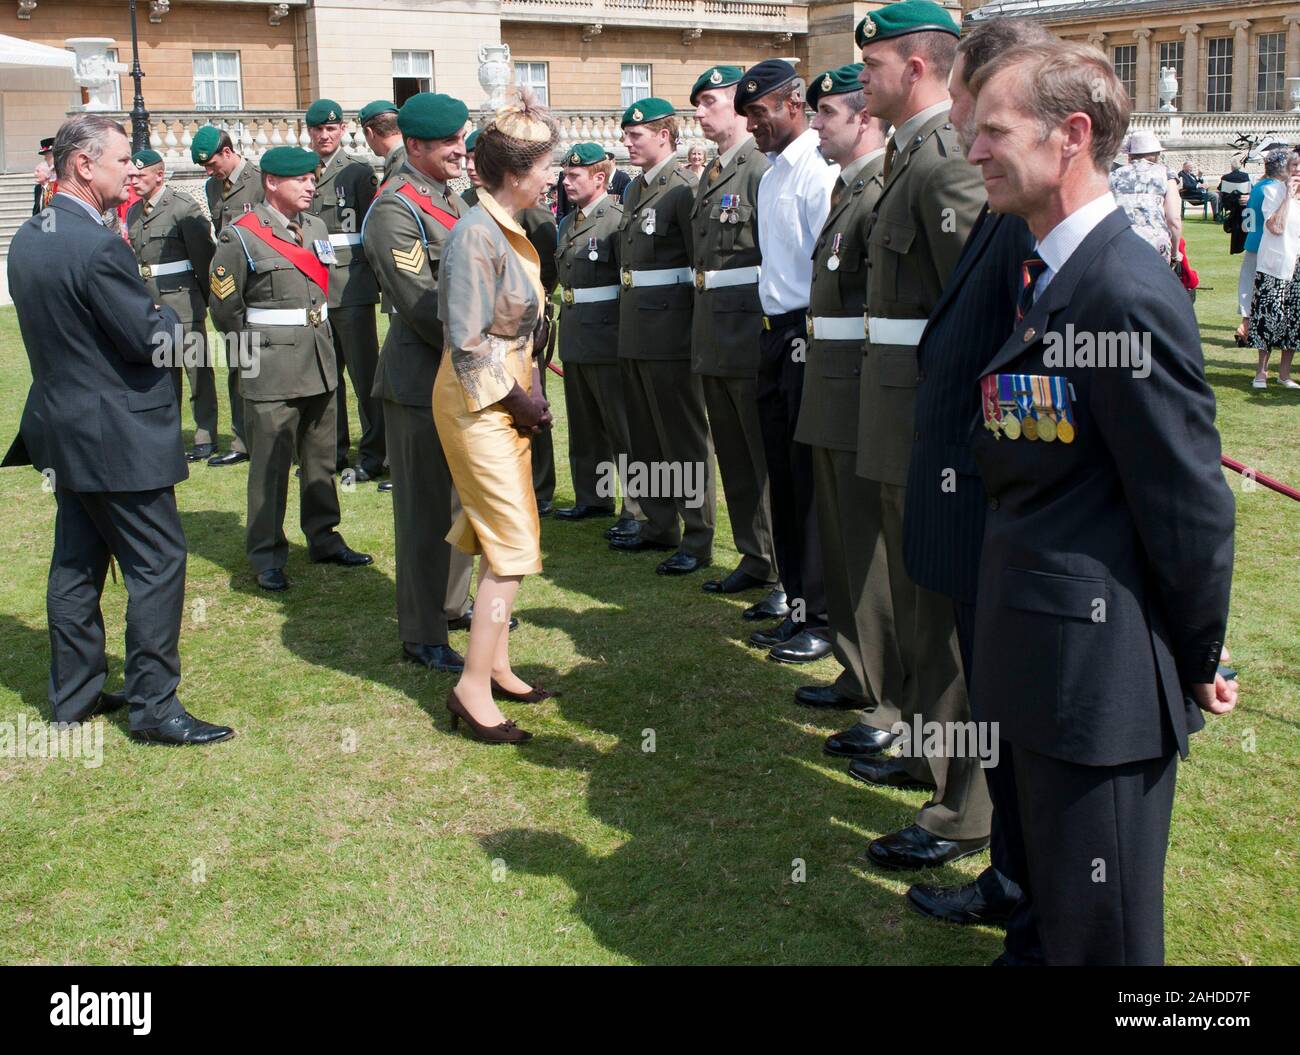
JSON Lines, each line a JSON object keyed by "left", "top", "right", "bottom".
{"left": 0, "top": 218, "right": 1294, "bottom": 965}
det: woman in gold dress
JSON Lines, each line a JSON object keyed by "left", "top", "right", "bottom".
{"left": 434, "top": 95, "right": 558, "bottom": 743}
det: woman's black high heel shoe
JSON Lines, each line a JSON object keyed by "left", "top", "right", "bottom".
{"left": 490, "top": 678, "right": 560, "bottom": 704}
{"left": 446, "top": 689, "right": 532, "bottom": 743}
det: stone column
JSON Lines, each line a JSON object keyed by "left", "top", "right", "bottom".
{"left": 1181, "top": 23, "right": 1200, "bottom": 112}
{"left": 1284, "top": 13, "right": 1300, "bottom": 87}
{"left": 1230, "top": 19, "right": 1251, "bottom": 111}
{"left": 1134, "top": 28, "right": 1153, "bottom": 111}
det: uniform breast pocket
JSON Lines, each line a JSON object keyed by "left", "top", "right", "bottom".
{"left": 578, "top": 242, "right": 613, "bottom": 284}
{"left": 867, "top": 217, "right": 920, "bottom": 304}
{"left": 265, "top": 261, "right": 300, "bottom": 301}
{"left": 710, "top": 203, "right": 753, "bottom": 251}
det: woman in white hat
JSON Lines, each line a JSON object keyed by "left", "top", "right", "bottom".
{"left": 1109, "top": 130, "right": 1182, "bottom": 264}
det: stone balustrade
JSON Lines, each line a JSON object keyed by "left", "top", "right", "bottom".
{"left": 1128, "top": 110, "right": 1300, "bottom": 146}
{"left": 499, "top": 0, "right": 807, "bottom": 33}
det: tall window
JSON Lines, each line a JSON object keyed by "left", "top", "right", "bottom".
{"left": 392, "top": 50, "right": 433, "bottom": 107}
{"left": 621, "top": 64, "right": 652, "bottom": 109}
{"left": 1205, "top": 36, "right": 1233, "bottom": 113}
{"left": 1158, "top": 39, "right": 1183, "bottom": 110}
{"left": 515, "top": 62, "right": 549, "bottom": 106}
{"left": 193, "top": 51, "right": 242, "bottom": 111}
{"left": 1112, "top": 44, "right": 1136, "bottom": 102}
{"left": 1257, "top": 32, "right": 1285, "bottom": 111}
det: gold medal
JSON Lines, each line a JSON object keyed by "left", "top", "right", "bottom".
{"left": 1057, "top": 419, "right": 1075, "bottom": 444}
{"left": 1022, "top": 414, "right": 1038, "bottom": 441}
{"left": 1038, "top": 413, "right": 1057, "bottom": 442}
{"left": 1001, "top": 413, "right": 1021, "bottom": 440}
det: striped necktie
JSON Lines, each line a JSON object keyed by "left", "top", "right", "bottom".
{"left": 882, "top": 140, "right": 897, "bottom": 180}
{"left": 1017, "top": 255, "right": 1048, "bottom": 322}
{"left": 286, "top": 220, "right": 305, "bottom": 247}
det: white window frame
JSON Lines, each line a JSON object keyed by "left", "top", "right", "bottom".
{"left": 621, "top": 64, "right": 652, "bottom": 110}
{"left": 1205, "top": 37, "right": 1233, "bottom": 114}
{"left": 1112, "top": 44, "right": 1136, "bottom": 103}
{"left": 1256, "top": 32, "right": 1286, "bottom": 112}
{"left": 193, "top": 50, "right": 242, "bottom": 111}
{"left": 515, "top": 61, "right": 549, "bottom": 106}
{"left": 392, "top": 50, "right": 434, "bottom": 94}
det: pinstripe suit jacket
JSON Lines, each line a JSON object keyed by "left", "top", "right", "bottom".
{"left": 902, "top": 206, "right": 1032, "bottom": 604}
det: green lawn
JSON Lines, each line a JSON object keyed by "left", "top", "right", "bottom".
{"left": 0, "top": 218, "right": 1294, "bottom": 965}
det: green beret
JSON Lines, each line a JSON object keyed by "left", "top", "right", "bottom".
{"left": 305, "top": 98, "right": 344, "bottom": 126}
{"left": 358, "top": 99, "right": 398, "bottom": 125}
{"left": 806, "top": 65, "right": 864, "bottom": 108}
{"left": 397, "top": 92, "right": 469, "bottom": 141}
{"left": 131, "top": 149, "right": 164, "bottom": 170}
{"left": 690, "top": 65, "right": 744, "bottom": 106}
{"left": 190, "top": 125, "right": 224, "bottom": 163}
{"left": 465, "top": 129, "right": 480, "bottom": 152}
{"left": 260, "top": 146, "right": 319, "bottom": 178}
{"left": 733, "top": 60, "right": 798, "bottom": 114}
{"left": 561, "top": 142, "right": 606, "bottom": 168}
{"left": 621, "top": 97, "right": 675, "bottom": 128}
{"left": 856, "top": 1, "right": 960, "bottom": 48}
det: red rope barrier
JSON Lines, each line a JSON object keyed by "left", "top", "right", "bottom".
{"left": 1221, "top": 455, "right": 1300, "bottom": 502}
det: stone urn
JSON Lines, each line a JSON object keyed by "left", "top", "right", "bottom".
{"left": 65, "top": 37, "right": 127, "bottom": 112}
{"left": 1158, "top": 66, "right": 1178, "bottom": 112}
{"left": 478, "top": 43, "right": 513, "bottom": 116}
{"left": 1287, "top": 76, "right": 1300, "bottom": 114}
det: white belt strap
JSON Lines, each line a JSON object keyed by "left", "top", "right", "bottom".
{"left": 328, "top": 233, "right": 363, "bottom": 247}
{"left": 811, "top": 315, "right": 866, "bottom": 342}
{"left": 246, "top": 304, "right": 329, "bottom": 326}
{"left": 696, "top": 265, "right": 761, "bottom": 291}
{"left": 141, "top": 260, "right": 193, "bottom": 278}
{"left": 563, "top": 285, "right": 620, "bottom": 305}
{"left": 868, "top": 316, "right": 927, "bottom": 347}
{"left": 622, "top": 266, "right": 692, "bottom": 289}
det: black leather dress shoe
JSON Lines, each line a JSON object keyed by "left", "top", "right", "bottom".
{"left": 537, "top": 500, "right": 554, "bottom": 517}
{"left": 794, "top": 685, "right": 863, "bottom": 710}
{"left": 823, "top": 722, "right": 898, "bottom": 758}
{"left": 187, "top": 443, "right": 215, "bottom": 463}
{"left": 847, "top": 755, "right": 936, "bottom": 790}
{"left": 743, "top": 589, "right": 789, "bottom": 621}
{"left": 349, "top": 467, "right": 374, "bottom": 483}
{"left": 748, "top": 615, "right": 799, "bottom": 648}
{"left": 446, "top": 604, "right": 518, "bottom": 632}
{"left": 907, "top": 880, "right": 1017, "bottom": 926}
{"left": 208, "top": 449, "right": 248, "bottom": 467}
{"left": 555, "top": 504, "right": 615, "bottom": 521}
{"left": 768, "top": 630, "right": 832, "bottom": 664}
{"left": 701, "top": 568, "right": 769, "bottom": 594}
{"left": 73, "top": 690, "right": 128, "bottom": 722}
{"left": 130, "top": 712, "right": 235, "bottom": 746}
{"left": 609, "top": 536, "right": 673, "bottom": 553}
{"left": 312, "top": 546, "right": 374, "bottom": 567}
{"left": 257, "top": 568, "right": 289, "bottom": 591}
{"left": 378, "top": 480, "right": 393, "bottom": 493}
{"left": 402, "top": 642, "right": 465, "bottom": 673}
{"left": 865, "top": 824, "right": 989, "bottom": 871}
{"left": 605, "top": 517, "right": 639, "bottom": 540}
{"left": 656, "top": 552, "right": 710, "bottom": 575}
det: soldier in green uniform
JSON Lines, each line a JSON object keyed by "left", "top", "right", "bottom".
{"left": 688, "top": 65, "right": 783, "bottom": 619}
{"left": 207, "top": 146, "right": 373, "bottom": 591}
{"left": 125, "top": 148, "right": 219, "bottom": 462}
{"left": 611, "top": 97, "right": 716, "bottom": 575}
{"left": 552, "top": 142, "right": 639, "bottom": 530}
{"left": 193, "top": 124, "right": 260, "bottom": 466}
{"left": 462, "top": 128, "right": 559, "bottom": 516}
{"left": 304, "top": 99, "right": 385, "bottom": 481}
{"left": 791, "top": 68, "right": 900, "bottom": 724}
{"left": 360, "top": 93, "right": 475, "bottom": 672}
{"left": 359, "top": 100, "right": 405, "bottom": 185}
{"left": 848, "top": 3, "right": 992, "bottom": 870}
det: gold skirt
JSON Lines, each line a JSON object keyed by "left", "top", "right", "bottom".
{"left": 432, "top": 340, "right": 542, "bottom": 577}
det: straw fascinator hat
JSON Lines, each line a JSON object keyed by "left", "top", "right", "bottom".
{"left": 487, "top": 89, "right": 558, "bottom": 154}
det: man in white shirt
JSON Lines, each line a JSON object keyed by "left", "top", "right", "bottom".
{"left": 737, "top": 59, "right": 838, "bottom": 663}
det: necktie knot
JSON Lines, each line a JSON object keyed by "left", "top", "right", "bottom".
{"left": 286, "top": 220, "right": 304, "bottom": 247}
{"left": 1017, "top": 255, "right": 1048, "bottom": 322}
{"left": 882, "top": 140, "right": 898, "bottom": 180}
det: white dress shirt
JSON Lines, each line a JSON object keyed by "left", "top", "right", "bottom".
{"left": 1032, "top": 191, "right": 1118, "bottom": 303}
{"left": 757, "top": 128, "right": 838, "bottom": 315}
{"left": 54, "top": 191, "right": 106, "bottom": 225}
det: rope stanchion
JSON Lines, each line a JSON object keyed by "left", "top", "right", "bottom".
{"left": 546, "top": 362, "right": 564, "bottom": 378}
{"left": 1221, "top": 455, "right": 1300, "bottom": 502}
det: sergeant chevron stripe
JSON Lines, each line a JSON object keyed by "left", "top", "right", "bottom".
{"left": 392, "top": 239, "right": 426, "bottom": 275}
{"left": 211, "top": 273, "right": 236, "bottom": 300}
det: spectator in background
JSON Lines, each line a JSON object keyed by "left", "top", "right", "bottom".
{"left": 1179, "top": 160, "right": 1220, "bottom": 220}
{"left": 1110, "top": 131, "right": 1181, "bottom": 264}
{"left": 555, "top": 152, "right": 632, "bottom": 218}
{"left": 684, "top": 142, "right": 707, "bottom": 184}
{"left": 1219, "top": 158, "right": 1252, "bottom": 201}
{"left": 1248, "top": 149, "right": 1300, "bottom": 390}
{"left": 1235, "top": 150, "right": 1287, "bottom": 347}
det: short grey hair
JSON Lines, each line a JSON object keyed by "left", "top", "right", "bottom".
{"left": 771, "top": 77, "right": 807, "bottom": 108}
{"left": 1262, "top": 150, "right": 1288, "bottom": 179}
{"left": 53, "top": 113, "right": 126, "bottom": 181}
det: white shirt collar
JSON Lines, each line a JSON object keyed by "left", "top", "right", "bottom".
{"left": 1036, "top": 191, "right": 1118, "bottom": 274}
{"left": 769, "top": 127, "right": 819, "bottom": 169}
{"left": 577, "top": 191, "right": 607, "bottom": 215}
{"left": 891, "top": 101, "right": 951, "bottom": 152}
{"left": 54, "top": 191, "right": 106, "bottom": 225}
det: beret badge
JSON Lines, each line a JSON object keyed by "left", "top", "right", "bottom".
{"left": 710, "top": 69, "right": 722, "bottom": 84}
{"left": 821, "top": 74, "right": 833, "bottom": 92}
{"left": 863, "top": 19, "right": 878, "bottom": 38}
{"left": 631, "top": 108, "right": 643, "bottom": 122}
{"left": 746, "top": 81, "right": 757, "bottom": 93}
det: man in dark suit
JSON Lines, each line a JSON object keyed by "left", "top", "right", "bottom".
{"left": 6, "top": 114, "right": 233, "bottom": 746}
{"left": 895, "top": 14, "right": 1052, "bottom": 956}
{"left": 966, "top": 42, "right": 1237, "bottom": 964}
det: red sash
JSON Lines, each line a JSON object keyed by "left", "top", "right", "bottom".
{"left": 397, "top": 183, "right": 458, "bottom": 231}
{"left": 233, "top": 212, "right": 329, "bottom": 294}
